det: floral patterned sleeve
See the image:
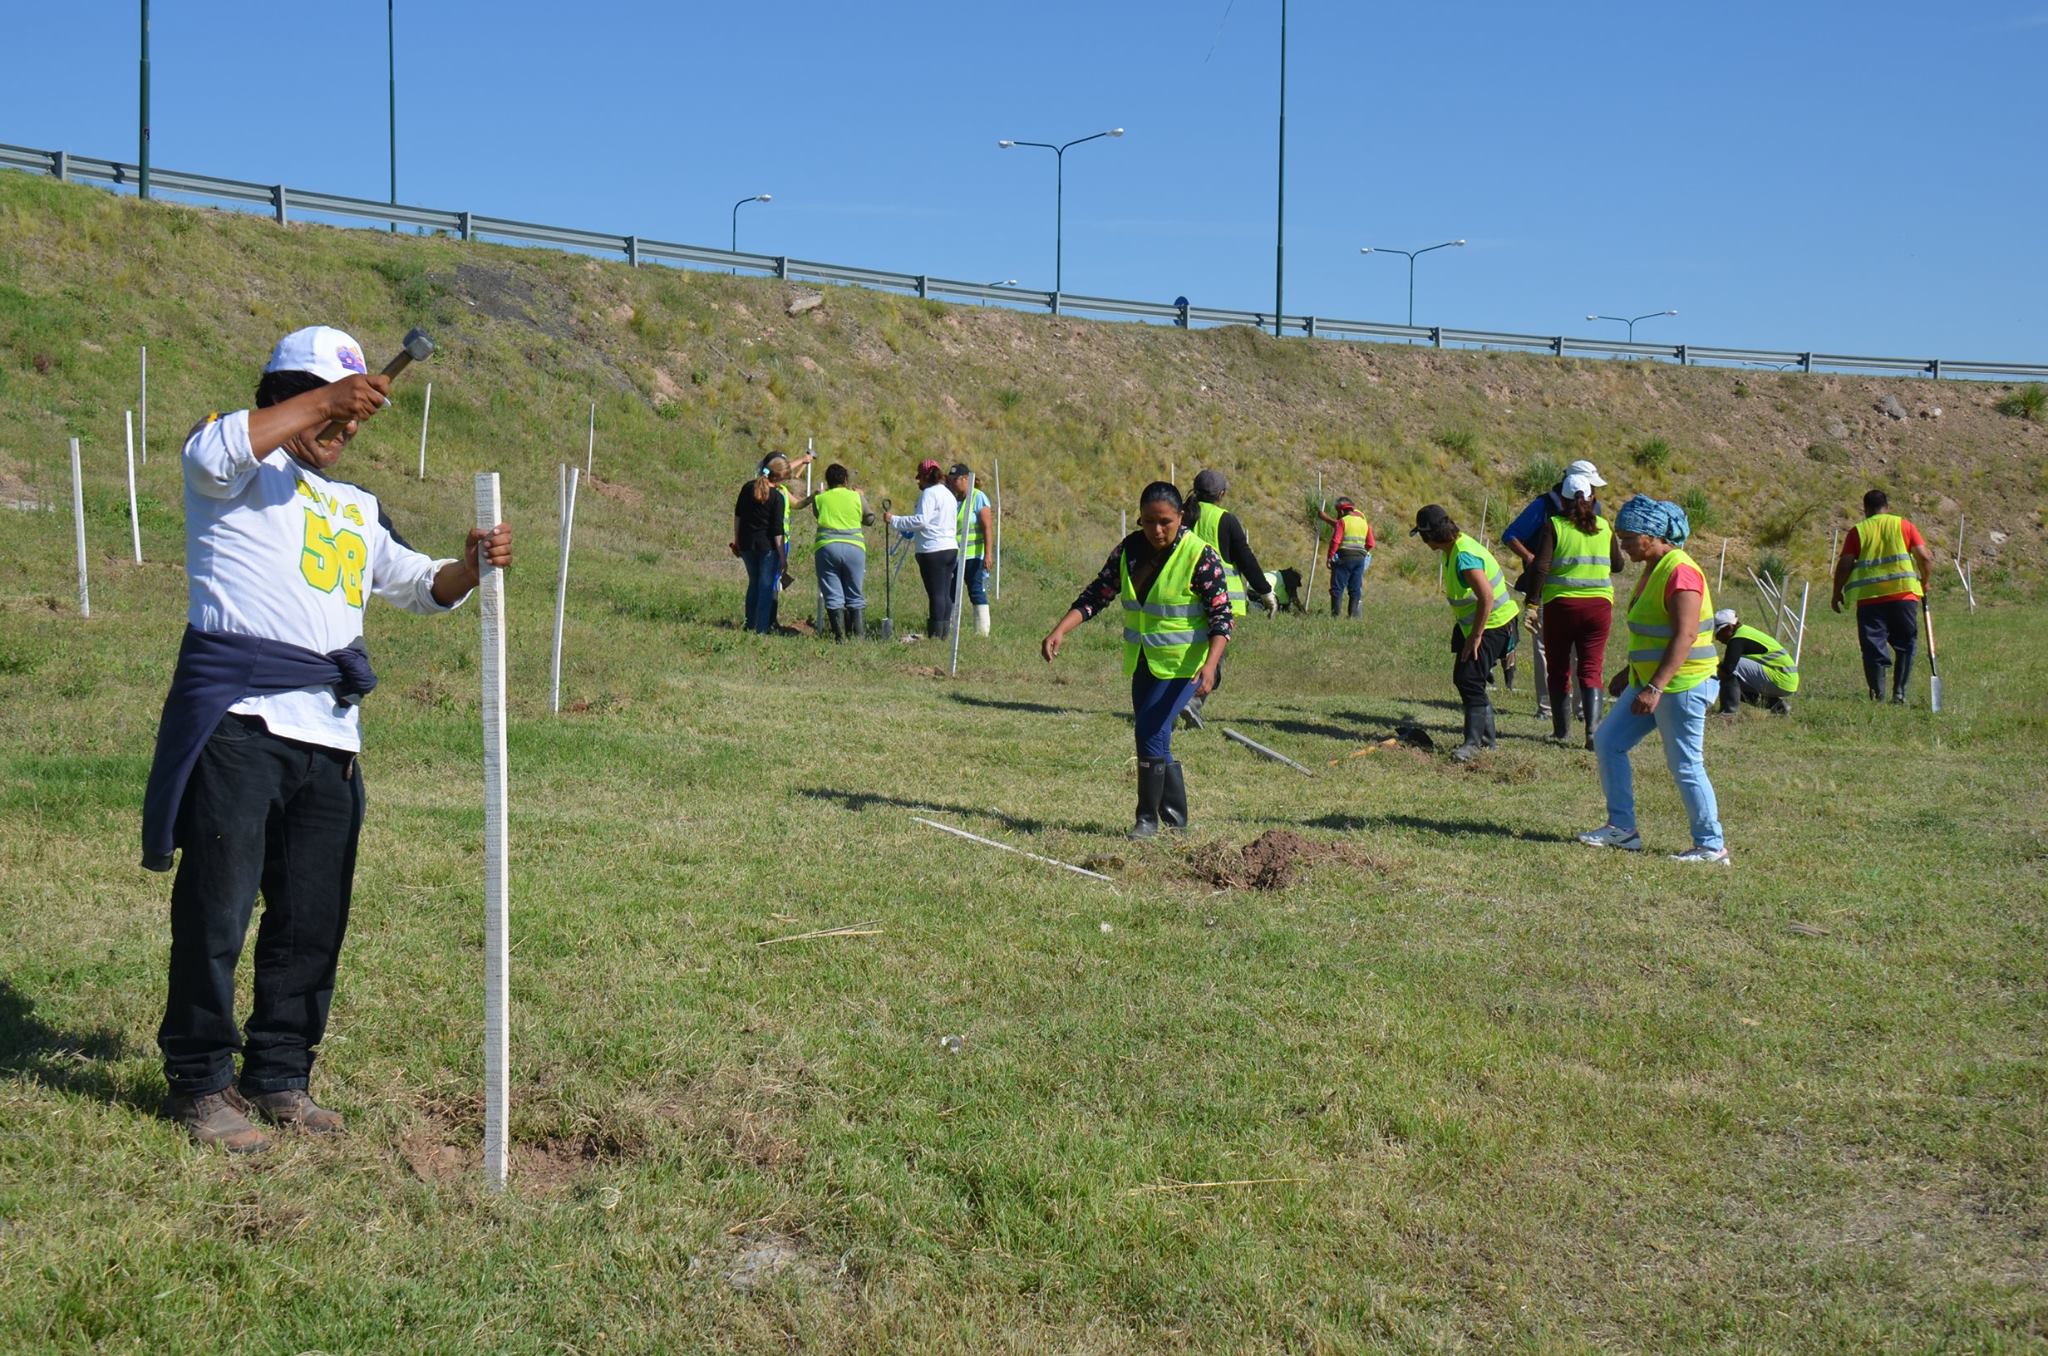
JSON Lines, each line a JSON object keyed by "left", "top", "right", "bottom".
{"left": 1192, "top": 547, "right": 1233, "bottom": 639}
{"left": 1069, "top": 546, "right": 1127, "bottom": 621}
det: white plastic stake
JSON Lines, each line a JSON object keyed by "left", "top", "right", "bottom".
{"left": 69, "top": 438, "right": 89, "bottom": 617}
{"left": 1479, "top": 496, "right": 1490, "bottom": 542}
{"left": 993, "top": 457, "right": 1003, "bottom": 601}
{"left": 911, "top": 816, "right": 1113, "bottom": 882}
{"left": 950, "top": 473, "right": 974, "bottom": 676}
{"left": 1222, "top": 727, "right": 1314, "bottom": 777}
{"left": 472, "top": 472, "right": 510, "bottom": 1193}
{"left": 124, "top": 411, "right": 141, "bottom": 562}
{"left": 138, "top": 346, "right": 148, "bottom": 465}
{"left": 808, "top": 438, "right": 824, "bottom": 632}
{"left": 585, "top": 401, "right": 595, "bottom": 475}
{"left": 416, "top": 381, "right": 433, "bottom": 479}
{"left": 1716, "top": 538, "right": 1727, "bottom": 593}
{"left": 551, "top": 466, "right": 579, "bottom": 715}
{"left": 1305, "top": 471, "right": 1324, "bottom": 604}
{"left": 1122, "top": 507, "right": 1128, "bottom": 538}
{"left": 1792, "top": 580, "right": 1811, "bottom": 667}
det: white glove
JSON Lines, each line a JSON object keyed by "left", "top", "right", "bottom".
{"left": 1260, "top": 592, "right": 1279, "bottom": 617}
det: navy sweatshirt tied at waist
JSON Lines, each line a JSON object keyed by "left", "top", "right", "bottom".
{"left": 140, "top": 626, "right": 377, "bottom": 871}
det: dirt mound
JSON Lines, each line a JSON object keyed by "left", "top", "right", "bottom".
{"left": 1188, "top": 829, "right": 1377, "bottom": 891}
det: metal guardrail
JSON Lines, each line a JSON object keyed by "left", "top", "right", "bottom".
{"left": 6, "top": 140, "right": 2044, "bottom": 382}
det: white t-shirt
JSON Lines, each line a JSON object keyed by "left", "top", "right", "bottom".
{"left": 183, "top": 409, "right": 461, "bottom": 752}
{"left": 888, "top": 482, "right": 960, "bottom": 555}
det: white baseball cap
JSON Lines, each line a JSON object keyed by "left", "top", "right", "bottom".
{"left": 1560, "top": 471, "right": 1597, "bottom": 501}
{"left": 1712, "top": 608, "right": 1738, "bottom": 629}
{"left": 1564, "top": 459, "right": 1607, "bottom": 487}
{"left": 264, "top": 326, "right": 370, "bottom": 383}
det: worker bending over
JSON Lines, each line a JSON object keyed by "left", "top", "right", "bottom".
{"left": 1710, "top": 609, "right": 1797, "bottom": 714}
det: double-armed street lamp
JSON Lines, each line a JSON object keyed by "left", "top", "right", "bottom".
{"left": 1359, "top": 239, "right": 1466, "bottom": 327}
{"left": 1587, "top": 309, "right": 1678, "bottom": 342}
{"left": 996, "top": 128, "right": 1124, "bottom": 295}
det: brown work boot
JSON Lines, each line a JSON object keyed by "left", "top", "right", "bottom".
{"left": 246, "top": 1087, "right": 345, "bottom": 1135}
{"left": 164, "top": 1087, "right": 269, "bottom": 1154}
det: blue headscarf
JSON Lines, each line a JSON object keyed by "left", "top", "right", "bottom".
{"left": 1614, "top": 494, "right": 1690, "bottom": 546}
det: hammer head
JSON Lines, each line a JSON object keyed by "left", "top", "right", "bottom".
{"left": 400, "top": 328, "right": 434, "bottom": 362}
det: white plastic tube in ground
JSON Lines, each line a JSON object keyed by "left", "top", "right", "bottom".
{"left": 585, "top": 401, "right": 595, "bottom": 475}
{"left": 416, "top": 381, "right": 433, "bottom": 479}
{"left": 993, "top": 457, "right": 1002, "bottom": 601}
{"left": 139, "top": 346, "right": 148, "bottom": 465}
{"left": 472, "top": 472, "right": 510, "bottom": 1192}
{"left": 124, "top": 411, "right": 142, "bottom": 562}
{"left": 551, "top": 466, "right": 579, "bottom": 715}
{"left": 69, "top": 438, "right": 89, "bottom": 618}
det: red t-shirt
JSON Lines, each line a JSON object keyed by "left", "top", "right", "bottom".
{"left": 1664, "top": 562, "right": 1705, "bottom": 610}
{"left": 1840, "top": 520, "right": 1925, "bottom": 606}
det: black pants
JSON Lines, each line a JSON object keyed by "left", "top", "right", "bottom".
{"left": 1452, "top": 617, "right": 1520, "bottom": 705}
{"left": 917, "top": 549, "right": 960, "bottom": 639}
{"left": 158, "top": 714, "right": 364, "bottom": 1097}
{"left": 1856, "top": 598, "right": 1918, "bottom": 697}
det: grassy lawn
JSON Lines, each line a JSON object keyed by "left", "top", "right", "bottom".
{"left": 1, "top": 472, "right": 2042, "bottom": 1352}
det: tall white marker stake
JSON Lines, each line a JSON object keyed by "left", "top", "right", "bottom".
{"left": 950, "top": 473, "right": 974, "bottom": 677}
{"left": 69, "top": 438, "right": 90, "bottom": 617}
{"left": 808, "top": 439, "right": 825, "bottom": 632}
{"left": 416, "top": 381, "right": 433, "bottom": 479}
{"left": 1304, "top": 471, "right": 1324, "bottom": 605}
{"left": 550, "top": 466, "right": 579, "bottom": 715}
{"left": 472, "top": 472, "right": 510, "bottom": 1193}
{"left": 585, "top": 402, "right": 596, "bottom": 475}
{"left": 124, "top": 411, "right": 142, "bottom": 562}
{"left": 1792, "top": 580, "right": 1812, "bottom": 668}
{"left": 138, "top": 346, "right": 148, "bottom": 465}
{"left": 992, "top": 457, "right": 1003, "bottom": 601}
{"left": 1716, "top": 538, "right": 1727, "bottom": 593}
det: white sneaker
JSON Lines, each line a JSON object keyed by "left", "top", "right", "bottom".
{"left": 1577, "top": 824, "right": 1643, "bottom": 851}
{"left": 1670, "top": 846, "right": 1731, "bottom": 866}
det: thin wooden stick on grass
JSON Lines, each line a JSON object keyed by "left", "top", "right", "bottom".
{"left": 1122, "top": 1177, "right": 1309, "bottom": 1197}
{"left": 1222, "top": 727, "right": 1315, "bottom": 776}
{"left": 911, "top": 816, "right": 1113, "bottom": 882}
{"left": 757, "top": 922, "right": 883, "bottom": 946}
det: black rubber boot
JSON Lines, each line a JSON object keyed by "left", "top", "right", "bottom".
{"left": 1502, "top": 656, "right": 1518, "bottom": 692}
{"left": 1481, "top": 700, "right": 1499, "bottom": 749}
{"left": 1329, "top": 596, "right": 1340, "bottom": 618}
{"left": 827, "top": 609, "right": 846, "bottom": 642}
{"left": 1347, "top": 596, "right": 1362, "bottom": 619}
{"left": 1893, "top": 650, "right": 1914, "bottom": 702}
{"left": 1130, "top": 759, "right": 1165, "bottom": 839}
{"left": 1581, "top": 687, "right": 1601, "bottom": 750}
{"left": 1452, "top": 705, "right": 1487, "bottom": 762}
{"left": 1160, "top": 762, "right": 1188, "bottom": 831}
{"left": 1765, "top": 695, "right": 1792, "bottom": 715}
{"left": 1863, "top": 651, "right": 1887, "bottom": 700}
{"left": 848, "top": 607, "right": 865, "bottom": 639}
{"left": 1549, "top": 683, "right": 1571, "bottom": 742}
{"left": 1179, "top": 694, "right": 1206, "bottom": 730}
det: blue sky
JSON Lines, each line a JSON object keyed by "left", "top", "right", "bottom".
{"left": 4, "top": 2, "right": 2044, "bottom": 359}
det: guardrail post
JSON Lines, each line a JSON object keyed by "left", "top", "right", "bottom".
{"left": 1551, "top": 336, "right": 1563, "bottom": 357}
{"left": 626, "top": 235, "right": 639, "bottom": 267}
{"left": 1929, "top": 359, "right": 1942, "bottom": 381}
{"left": 53, "top": 151, "right": 68, "bottom": 183}
{"left": 1051, "top": 291, "right": 1062, "bottom": 318}
{"left": 1174, "top": 297, "right": 1190, "bottom": 329}
{"left": 1799, "top": 352, "right": 1812, "bottom": 373}
{"left": 1431, "top": 327, "right": 1443, "bottom": 349}
{"left": 1676, "top": 344, "right": 1688, "bottom": 367}
{"left": 775, "top": 256, "right": 789, "bottom": 280}
{"left": 273, "top": 185, "right": 288, "bottom": 225}
{"left": 916, "top": 275, "right": 928, "bottom": 299}
{"left": 1304, "top": 316, "right": 1317, "bottom": 338}
{"left": 459, "top": 211, "right": 473, "bottom": 242}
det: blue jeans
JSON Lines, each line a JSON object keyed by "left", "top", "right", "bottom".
{"left": 1593, "top": 680, "right": 1723, "bottom": 850}
{"left": 964, "top": 557, "right": 990, "bottom": 606}
{"left": 1329, "top": 553, "right": 1368, "bottom": 613}
{"left": 1132, "top": 665, "right": 1199, "bottom": 759}
{"left": 742, "top": 547, "right": 782, "bottom": 633}
{"left": 815, "top": 542, "right": 866, "bottom": 611}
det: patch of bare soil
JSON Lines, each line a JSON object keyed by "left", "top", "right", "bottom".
{"left": 581, "top": 475, "right": 643, "bottom": 508}
{"left": 704, "top": 1228, "right": 853, "bottom": 1294}
{"left": 1187, "top": 829, "right": 1381, "bottom": 891}
{"left": 905, "top": 664, "right": 949, "bottom": 679}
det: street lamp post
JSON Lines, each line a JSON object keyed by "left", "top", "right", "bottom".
{"left": 138, "top": 0, "right": 150, "bottom": 200}
{"left": 997, "top": 128, "right": 1123, "bottom": 295}
{"left": 1586, "top": 309, "right": 1679, "bottom": 342}
{"left": 982, "top": 279, "right": 1019, "bottom": 308}
{"left": 388, "top": 0, "right": 397, "bottom": 231}
{"left": 1359, "top": 240, "right": 1465, "bottom": 327}
{"left": 731, "top": 194, "right": 772, "bottom": 270}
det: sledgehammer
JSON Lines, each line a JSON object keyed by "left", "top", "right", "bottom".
{"left": 317, "top": 327, "right": 434, "bottom": 442}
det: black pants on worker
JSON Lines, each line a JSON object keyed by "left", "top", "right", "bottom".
{"left": 158, "top": 714, "right": 364, "bottom": 1098}
{"left": 1452, "top": 618, "right": 1520, "bottom": 704}
{"left": 1856, "top": 598, "right": 1918, "bottom": 699}
{"left": 917, "top": 548, "right": 960, "bottom": 639}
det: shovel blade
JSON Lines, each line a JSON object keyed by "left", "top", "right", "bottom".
{"left": 1930, "top": 676, "right": 1942, "bottom": 713}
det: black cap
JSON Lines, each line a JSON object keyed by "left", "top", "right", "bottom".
{"left": 947, "top": 462, "right": 972, "bottom": 478}
{"left": 1411, "top": 504, "right": 1454, "bottom": 537}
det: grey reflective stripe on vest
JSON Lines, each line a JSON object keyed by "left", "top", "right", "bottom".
{"left": 818, "top": 528, "right": 864, "bottom": 546}
{"left": 1122, "top": 598, "right": 1207, "bottom": 619}
{"left": 1124, "top": 627, "right": 1203, "bottom": 647}
{"left": 1630, "top": 644, "right": 1717, "bottom": 663}
{"left": 1853, "top": 570, "right": 1917, "bottom": 589}
{"left": 1628, "top": 621, "right": 1713, "bottom": 663}
{"left": 1549, "top": 553, "right": 1610, "bottom": 589}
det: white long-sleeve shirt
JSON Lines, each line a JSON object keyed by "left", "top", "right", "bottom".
{"left": 887, "top": 482, "right": 959, "bottom": 555}
{"left": 183, "top": 409, "right": 462, "bottom": 751}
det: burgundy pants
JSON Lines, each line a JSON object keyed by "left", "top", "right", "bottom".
{"left": 1541, "top": 597, "right": 1613, "bottom": 691}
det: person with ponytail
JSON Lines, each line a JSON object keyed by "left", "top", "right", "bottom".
{"left": 1521, "top": 469, "right": 1625, "bottom": 747}
{"left": 1042, "top": 482, "right": 1231, "bottom": 839}
{"left": 731, "top": 455, "right": 791, "bottom": 634}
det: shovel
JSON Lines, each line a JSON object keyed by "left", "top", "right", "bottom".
{"left": 1924, "top": 598, "right": 1942, "bottom": 713}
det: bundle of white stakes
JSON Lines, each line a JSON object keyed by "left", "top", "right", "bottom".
{"left": 472, "top": 472, "right": 511, "bottom": 1192}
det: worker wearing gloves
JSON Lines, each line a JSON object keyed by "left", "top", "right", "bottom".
{"left": 946, "top": 462, "right": 996, "bottom": 637}
{"left": 1413, "top": 504, "right": 1520, "bottom": 763}
{"left": 1044, "top": 482, "right": 1231, "bottom": 839}
{"left": 1180, "top": 469, "right": 1275, "bottom": 727}
{"left": 1503, "top": 458, "right": 1609, "bottom": 718}
{"left": 810, "top": 463, "right": 874, "bottom": 641}
{"left": 1520, "top": 470, "right": 1625, "bottom": 747}
{"left": 1315, "top": 497, "right": 1374, "bottom": 618}
{"left": 1831, "top": 487, "right": 1934, "bottom": 704}
{"left": 884, "top": 458, "right": 961, "bottom": 641}
{"left": 1711, "top": 609, "right": 1798, "bottom": 714}
{"left": 1579, "top": 495, "right": 1728, "bottom": 864}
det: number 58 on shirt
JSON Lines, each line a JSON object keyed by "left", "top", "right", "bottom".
{"left": 301, "top": 509, "right": 369, "bottom": 608}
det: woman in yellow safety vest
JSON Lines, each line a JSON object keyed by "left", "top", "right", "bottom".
{"left": 1578, "top": 495, "right": 1729, "bottom": 864}
{"left": 810, "top": 463, "right": 874, "bottom": 641}
{"left": 1522, "top": 469, "right": 1625, "bottom": 748}
{"left": 1411, "top": 504, "right": 1520, "bottom": 762}
{"left": 1042, "top": 482, "right": 1232, "bottom": 839}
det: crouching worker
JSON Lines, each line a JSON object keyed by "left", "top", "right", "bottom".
{"left": 1711, "top": 608, "right": 1797, "bottom": 714}
{"left": 1412, "top": 504, "right": 1520, "bottom": 763}
{"left": 140, "top": 326, "right": 513, "bottom": 1152}
{"left": 1042, "top": 482, "right": 1230, "bottom": 839}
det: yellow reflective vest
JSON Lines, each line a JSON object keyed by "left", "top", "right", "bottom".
{"left": 1441, "top": 533, "right": 1519, "bottom": 633}
{"left": 1727, "top": 622, "right": 1799, "bottom": 694}
{"left": 1540, "top": 514, "right": 1614, "bottom": 604}
{"left": 813, "top": 486, "right": 865, "bottom": 553}
{"left": 1845, "top": 513, "right": 1924, "bottom": 605}
{"left": 1190, "top": 501, "right": 1246, "bottom": 617}
{"left": 1121, "top": 530, "right": 1211, "bottom": 680}
{"left": 1625, "top": 548, "right": 1716, "bottom": 693}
